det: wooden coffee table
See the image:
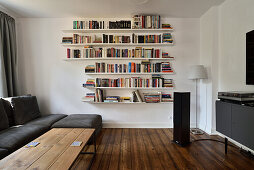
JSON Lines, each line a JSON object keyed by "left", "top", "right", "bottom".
{"left": 0, "top": 128, "right": 96, "bottom": 170}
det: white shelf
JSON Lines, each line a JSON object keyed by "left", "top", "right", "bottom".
{"left": 84, "top": 87, "right": 173, "bottom": 90}
{"left": 82, "top": 101, "right": 173, "bottom": 104}
{"left": 62, "top": 28, "right": 174, "bottom": 33}
{"left": 85, "top": 72, "right": 175, "bottom": 75}
{"left": 61, "top": 43, "right": 173, "bottom": 47}
{"left": 63, "top": 58, "right": 174, "bottom": 61}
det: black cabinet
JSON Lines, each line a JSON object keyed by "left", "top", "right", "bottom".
{"left": 231, "top": 104, "right": 254, "bottom": 150}
{"left": 216, "top": 101, "right": 232, "bottom": 137}
{"left": 216, "top": 100, "right": 254, "bottom": 150}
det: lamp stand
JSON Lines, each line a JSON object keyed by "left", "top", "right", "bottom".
{"left": 191, "top": 79, "right": 204, "bottom": 135}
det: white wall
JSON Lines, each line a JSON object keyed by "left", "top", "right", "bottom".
{"left": 199, "top": 0, "right": 254, "bottom": 152}
{"left": 16, "top": 17, "right": 200, "bottom": 128}
{"left": 219, "top": 0, "right": 254, "bottom": 91}
{"left": 199, "top": 7, "right": 219, "bottom": 134}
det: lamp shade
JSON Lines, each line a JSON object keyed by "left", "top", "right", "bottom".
{"left": 188, "top": 65, "right": 207, "bottom": 80}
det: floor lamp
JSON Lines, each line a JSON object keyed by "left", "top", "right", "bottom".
{"left": 188, "top": 65, "right": 207, "bottom": 135}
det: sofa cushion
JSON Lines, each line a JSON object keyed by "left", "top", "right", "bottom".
{"left": 1, "top": 95, "right": 32, "bottom": 126}
{"left": 0, "top": 148, "right": 8, "bottom": 160}
{"left": 11, "top": 96, "right": 41, "bottom": 125}
{"left": 26, "top": 114, "right": 67, "bottom": 128}
{"left": 52, "top": 114, "right": 102, "bottom": 128}
{"left": 0, "top": 100, "right": 9, "bottom": 131}
{"left": 0, "top": 124, "right": 48, "bottom": 152}
{"left": 1, "top": 98, "right": 15, "bottom": 126}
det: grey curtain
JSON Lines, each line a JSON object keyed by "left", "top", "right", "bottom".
{"left": 0, "top": 11, "right": 18, "bottom": 97}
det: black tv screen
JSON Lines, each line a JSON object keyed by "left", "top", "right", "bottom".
{"left": 246, "top": 30, "right": 254, "bottom": 85}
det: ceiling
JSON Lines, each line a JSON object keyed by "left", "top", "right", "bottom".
{"left": 0, "top": 0, "right": 225, "bottom": 18}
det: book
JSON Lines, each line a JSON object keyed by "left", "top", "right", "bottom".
{"left": 71, "top": 141, "right": 82, "bottom": 146}
{"left": 26, "top": 141, "right": 39, "bottom": 147}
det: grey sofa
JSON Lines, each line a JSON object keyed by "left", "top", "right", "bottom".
{"left": 0, "top": 95, "right": 102, "bottom": 160}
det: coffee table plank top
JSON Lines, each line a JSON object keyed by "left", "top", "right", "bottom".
{"left": 0, "top": 128, "right": 95, "bottom": 170}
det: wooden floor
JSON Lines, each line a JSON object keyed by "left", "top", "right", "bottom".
{"left": 71, "top": 128, "right": 254, "bottom": 170}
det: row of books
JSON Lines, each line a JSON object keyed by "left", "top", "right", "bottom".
{"left": 83, "top": 77, "right": 173, "bottom": 88}
{"left": 108, "top": 21, "right": 131, "bottom": 29}
{"left": 102, "top": 34, "right": 131, "bottom": 43}
{"left": 132, "top": 15, "right": 161, "bottom": 29}
{"left": 66, "top": 47, "right": 173, "bottom": 59}
{"left": 106, "top": 47, "right": 162, "bottom": 58}
{"left": 132, "top": 34, "right": 162, "bottom": 43}
{"left": 73, "top": 20, "right": 106, "bottom": 29}
{"left": 73, "top": 20, "right": 132, "bottom": 29}
{"left": 83, "top": 90, "right": 173, "bottom": 103}
{"left": 67, "top": 48, "right": 103, "bottom": 58}
{"left": 86, "top": 62, "right": 173, "bottom": 73}
{"left": 63, "top": 33, "right": 173, "bottom": 44}
{"left": 62, "top": 35, "right": 103, "bottom": 44}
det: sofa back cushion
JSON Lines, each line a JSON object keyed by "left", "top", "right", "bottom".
{"left": 1, "top": 97, "right": 15, "bottom": 126}
{"left": 11, "top": 96, "right": 41, "bottom": 125}
{"left": 0, "top": 99, "right": 9, "bottom": 131}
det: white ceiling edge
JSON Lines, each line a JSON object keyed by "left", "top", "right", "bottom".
{"left": 0, "top": 4, "right": 18, "bottom": 18}
{"left": 0, "top": 0, "right": 225, "bottom": 19}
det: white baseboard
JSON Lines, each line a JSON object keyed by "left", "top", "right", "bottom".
{"left": 215, "top": 131, "right": 254, "bottom": 154}
{"left": 103, "top": 122, "right": 197, "bottom": 128}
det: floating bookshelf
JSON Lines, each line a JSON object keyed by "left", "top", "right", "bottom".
{"left": 82, "top": 101, "right": 173, "bottom": 104}
{"left": 62, "top": 28, "right": 174, "bottom": 33}
{"left": 63, "top": 58, "right": 174, "bottom": 61}
{"left": 61, "top": 43, "right": 174, "bottom": 47}
{"left": 84, "top": 87, "right": 174, "bottom": 90}
{"left": 85, "top": 72, "right": 175, "bottom": 75}
{"left": 62, "top": 17, "right": 175, "bottom": 104}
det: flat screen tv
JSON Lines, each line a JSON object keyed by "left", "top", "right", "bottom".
{"left": 246, "top": 30, "right": 254, "bottom": 85}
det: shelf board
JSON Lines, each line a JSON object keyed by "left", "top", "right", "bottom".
{"left": 62, "top": 28, "right": 174, "bottom": 33}
{"left": 84, "top": 87, "right": 173, "bottom": 90}
{"left": 61, "top": 43, "right": 173, "bottom": 47}
{"left": 63, "top": 58, "right": 174, "bottom": 61}
{"left": 85, "top": 72, "right": 175, "bottom": 75}
{"left": 82, "top": 101, "right": 173, "bottom": 104}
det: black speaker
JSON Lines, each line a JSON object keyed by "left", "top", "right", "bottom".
{"left": 173, "top": 92, "right": 190, "bottom": 146}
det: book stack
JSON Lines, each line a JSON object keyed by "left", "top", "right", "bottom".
{"left": 132, "top": 15, "right": 160, "bottom": 29}
{"left": 162, "top": 52, "right": 173, "bottom": 58}
{"left": 163, "top": 79, "right": 173, "bottom": 87}
{"left": 83, "top": 79, "right": 95, "bottom": 87}
{"left": 73, "top": 34, "right": 91, "bottom": 44}
{"left": 62, "top": 37, "right": 73, "bottom": 44}
{"left": 95, "top": 89, "right": 104, "bottom": 102}
{"left": 120, "top": 97, "right": 131, "bottom": 103}
{"left": 132, "top": 34, "right": 161, "bottom": 43}
{"left": 83, "top": 93, "right": 95, "bottom": 102}
{"left": 162, "top": 24, "right": 173, "bottom": 29}
{"left": 93, "top": 35, "right": 102, "bottom": 43}
{"left": 161, "top": 62, "right": 173, "bottom": 72}
{"left": 85, "top": 65, "right": 95, "bottom": 73}
{"left": 162, "top": 33, "right": 173, "bottom": 43}
{"left": 161, "top": 93, "right": 173, "bottom": 102}
{"left": 144, "top": 92, "right": 161, "bottom": 103}
{"left": 104, "top": 96, "right": 120, "bottom": 103}
{"left": 109, "top": 20, "right": 131, "bottom": 29}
